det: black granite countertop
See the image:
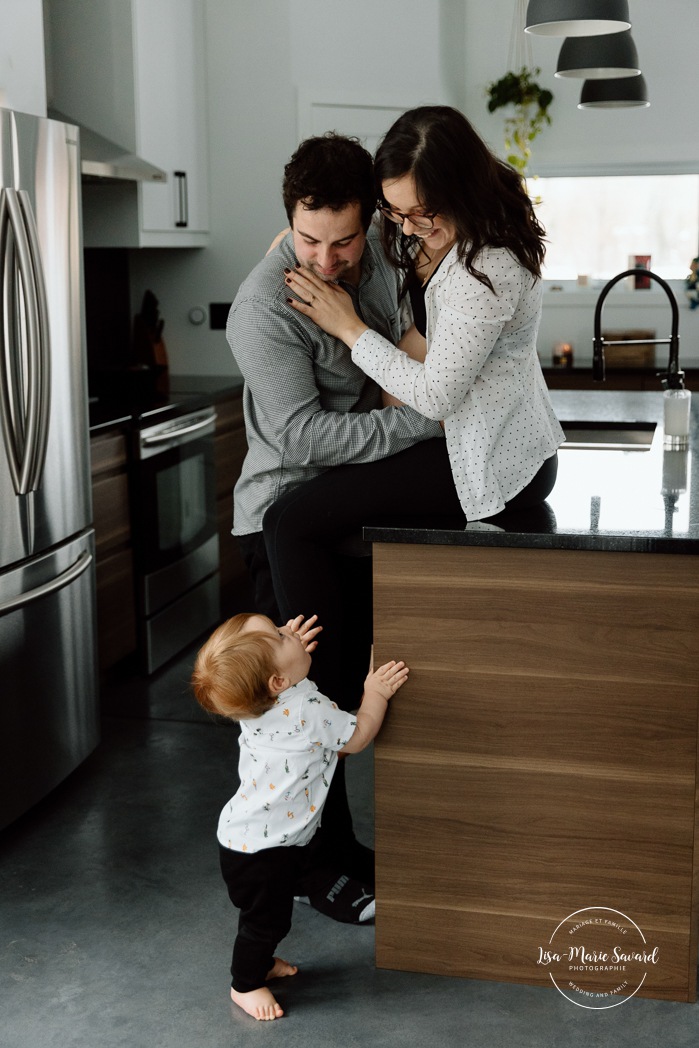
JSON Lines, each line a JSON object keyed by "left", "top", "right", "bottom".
{"left": 89, "top": 373, "right": 243, "bottom": 433}
{"left": 364, "top": 390, "right": 699, "bottom": 555}
{"left": 167, "top": 374, "right": 244, "bottom": 399}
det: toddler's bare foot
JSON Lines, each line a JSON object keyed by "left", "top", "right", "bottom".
{"left": 229, "top": 958, "right": 297, "bottom": 1020}
{"left": 230, "top": 985, "right": 284, "bottom": 1021}
{"left": 267, "top": 956, "right": 298, "bottom": 979}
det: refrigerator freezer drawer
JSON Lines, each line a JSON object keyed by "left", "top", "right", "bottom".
{"left": 0, "top": 530, "right": 99, "bottom": 829}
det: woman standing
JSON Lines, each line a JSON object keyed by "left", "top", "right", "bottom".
{"left": 266, "top": 106, "right": 564, "bottom": 709}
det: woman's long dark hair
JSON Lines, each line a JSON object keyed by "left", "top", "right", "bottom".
{"left": 374, "top": 105, "right": 546, "bottom": 291}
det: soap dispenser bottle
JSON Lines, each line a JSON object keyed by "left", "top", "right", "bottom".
{"left": 663, "top": 372, "right": 691, "bottom": 448}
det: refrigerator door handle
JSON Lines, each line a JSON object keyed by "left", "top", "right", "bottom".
{"left": 18, "top": 190, "right": 52, "bottom": 492}
{"left": 0, "top": 550, "right": 93, "bottom": 618}
{"left": 0, "top": 188, "right": 51, "bottom": 496}
{"left": 0, "top": 188, "right": 23, "bottom": 492}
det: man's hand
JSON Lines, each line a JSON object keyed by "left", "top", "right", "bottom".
{"left": 286, "top": 613, "right": 322, "bottom": 653}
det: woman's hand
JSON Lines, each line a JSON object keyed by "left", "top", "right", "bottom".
{"left": 286, "top": 613, "right": 322, "bottom": 653}
{"left": 284, "top": 266, "right": 368, "bottom": 347}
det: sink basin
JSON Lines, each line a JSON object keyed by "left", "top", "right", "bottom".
{"left": 560, "top": 420, "right": 656, "bottom": 451}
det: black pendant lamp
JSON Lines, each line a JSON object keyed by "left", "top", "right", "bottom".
{"left": 578, "top": 74, "right": 650, "bottom": 108}
{"left": 525, "top": 0, "right": 631, "bottom": 37}
{"left": 556, "top": 29, "right": 641, "bottom": 79}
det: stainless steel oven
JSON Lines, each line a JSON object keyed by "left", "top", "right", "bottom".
{"left": 131, "top": 405, "right": 220, "bottom": 673}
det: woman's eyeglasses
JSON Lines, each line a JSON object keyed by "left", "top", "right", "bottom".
{"left": 376, "top": 201, "right": 436, "bottom": 231}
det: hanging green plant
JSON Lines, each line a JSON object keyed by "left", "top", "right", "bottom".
{"left": 487, "top": 67, "right": 553, "bottom": 175}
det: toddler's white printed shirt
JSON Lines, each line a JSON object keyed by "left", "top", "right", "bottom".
{"left": 217, "top": 678, "right": 357, "bottom": 853}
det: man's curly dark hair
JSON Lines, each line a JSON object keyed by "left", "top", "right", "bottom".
{"left": 282, "top": 133, "right": 375, "bottom": 230}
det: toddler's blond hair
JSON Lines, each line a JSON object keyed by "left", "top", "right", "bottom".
{"left": 191, "top": 613, "right": 280, "bottom": 721}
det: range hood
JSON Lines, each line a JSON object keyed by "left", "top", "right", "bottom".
{"left": 48, "top": 109, "right": 167, "bottom": 183}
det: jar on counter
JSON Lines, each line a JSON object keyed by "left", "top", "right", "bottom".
{"left": 663, "top": 387, "right": 691, "bottom": 448}
{"left": 552, "top": 341, "right": 574, "bottom": 368}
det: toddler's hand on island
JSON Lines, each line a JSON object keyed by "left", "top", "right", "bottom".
{"left": 342, "top": 660, "right": 409, "bottom": 754}
{"left": 364, "top": 660, "right": 409, "bottom": 701}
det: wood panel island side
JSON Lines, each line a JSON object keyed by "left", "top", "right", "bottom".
{"left": 366, "top": 391, "right": 699, "bottom": 1004}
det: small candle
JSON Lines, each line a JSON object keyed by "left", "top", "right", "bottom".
{"left": 552, "top": 342, "right": 574, "bottom": 368}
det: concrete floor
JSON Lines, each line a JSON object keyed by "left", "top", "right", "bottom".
{"left": 2, "top": 642, "right": 698, "bottom": 1048}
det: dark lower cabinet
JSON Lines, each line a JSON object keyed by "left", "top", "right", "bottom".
{"left": 213, "top": 393, "right": 251, "bottom": 613}
{"left": 90, "top": 429, "right": 137, "bottom": 670}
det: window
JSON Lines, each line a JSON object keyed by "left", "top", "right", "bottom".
{"left": 531, "top": 174, "right": 699, "bottom": 282}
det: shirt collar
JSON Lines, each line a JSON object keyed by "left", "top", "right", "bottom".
{"left": 428, "top": 244, "right": 459, "bottom": 286}
{"left": 340, "top": 231, "right": 376, "bottom": 291}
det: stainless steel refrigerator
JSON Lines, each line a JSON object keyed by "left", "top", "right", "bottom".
{"left": 0, "top": 108, "right": 98, "bottom": 830}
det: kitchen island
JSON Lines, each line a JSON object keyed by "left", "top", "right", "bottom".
{"left": 366, "top": 390, "right": 699, "bottom": 1004}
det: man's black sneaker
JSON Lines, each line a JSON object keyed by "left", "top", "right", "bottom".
{"left": 295, "top": 873, "right": 375, "bottom": 924}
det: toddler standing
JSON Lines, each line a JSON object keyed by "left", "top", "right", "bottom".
{"left": 191, "top": 612, "right": 407, "bottom": 1021}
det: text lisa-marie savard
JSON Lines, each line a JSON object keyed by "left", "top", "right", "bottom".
{"left": 537, "top": 946, "right": 660, "bottom": 968}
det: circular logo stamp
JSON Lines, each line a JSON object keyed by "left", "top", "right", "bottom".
{"left": 536, "top": 906, "right": 660, "bottom": 1009}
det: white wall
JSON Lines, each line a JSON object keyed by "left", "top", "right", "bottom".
{"left": 0, "top": 0, "right": 46, "bottom": 116}
{"left": 129, "top": 0, "right": 699, "bottom": 377}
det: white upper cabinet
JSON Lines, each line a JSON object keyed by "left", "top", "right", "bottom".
{"left": 0, "top": 0, "right": 46, "bottom": 117}
{"left": 132, "top": 0, "right": 209, "bottom": 242}
{"left": 47, "top": 0, "right": 209, "bottom": 247}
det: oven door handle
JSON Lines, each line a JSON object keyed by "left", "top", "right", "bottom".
{"left": 142, "top": 412, "right": 217, "bottom": 446}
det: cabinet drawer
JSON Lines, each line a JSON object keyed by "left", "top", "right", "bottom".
{"left": 92, "top": 471, "right": 131, "bottom": 555}
{"left": 215, "top": 395, "right": 245, "bottom": 433}
{"left": 90, "top": 431, "right": 128, "bottom": 475}
{"left": 214, "top": 432, "right": 247, "bottom": 498}
{"left": 216, "top": 501, "right": 248, "bottom": 596}
{"left": 214, "top": 395, "right": 247, "bottom": 501}
{"left": 95, "top": 548, "right": 137, "bottom": 668}
{"left": 213, "top": 395, "right": 251, "bottom": 610}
